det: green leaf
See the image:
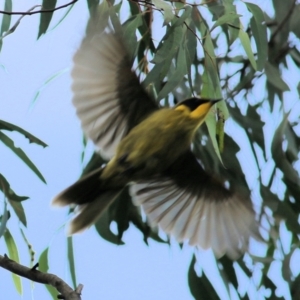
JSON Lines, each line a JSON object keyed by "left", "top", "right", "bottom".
{"left": 151, "top": 25, "right": 184, "bottom": 64}
{"left": 31, "top": 68, "right": 68, "bottom": 107}
{"left": 152, "top": 0, "right": 174, "bottom": 25}
{"left": 37, "top": 0, "right": 57, "bottom": 39}
{"left": 281, "top": 246, "right": 296, "bottom": 284}
{"left": 265, "top": 62, "right": 290, "bottom": 92}
{"left": 49, "top": 2, "right": 75, "bottom": 32}
{"left": 271, "top": 115, "right": 300, "bottom": 198}
{"left": 239, "top": 27, "right": 257, "bottom": 70}
{"left": 200, "top": 22, "right": 221, "bottom": 92}
{"left": 0, "top": 119, "right": 47, "bottom": 147}
{"left": 123, "top": 14, "right": 142, "bottom": 58}
{"left": 185, "top": 21, "right": 197, "bottom": 89}
{"left": 95, "top": 210, "right": 125, "bottom": 245}
{"left": 290, "top": 5, "right": 300, "bottom": 39}
{"left": 0, "top": 201, "right": 9, "bottom": 238}
{"left": 87, "top": 0, "right": 100, "bottom": 13}
{"left": 188, "top": 255, "right": 220, "bottom": 300}
{"left": 262, "top": 186, "right": 300, "bottom": 234}
{"left": 210, "top": 12, "right": 241, "bottom": 32}
{"left": 205, "top": 111, "right": 224, "bottom": 165}
{"left": 4, "top": 229, "right": 22, "bottom": 295}
{"left": 263, "top": 274, "right": 285, "bottom": 299}
{"left": 67, "top": 236, "right": 77, "bottom": 289}
{"left": 39, "top": 248, "right": 57, "bottom": 299}
{"left": 19, "top": 228, "right": 35, "bottom": 266}
{"left": 0, "top": 131, "right": 46, "bottom": 183}
{"left": 173, "top": 6, "right": 192, "bottom": 27}
{"left": 223, "top": 1, "right": 240, "bottom": 44}
{"left": 0, "top": 0, "right": 12, "bottom": 51}
{"left": 157, "top": 44, "right": 187, "bottom": 100}
{"left": 291, "top": 273, "right": 300, "bottom": 299}
{"left": 0, "top": 173, "right": 29, "bottom": 202}
{"left": 245, "top": 2, "right": 268, "bottom": 71}
{"left": 219, "top": 254, "right": 238, "bottom": 288}
{"left": 7, "top": 200, "right": 27, "bottom": 227}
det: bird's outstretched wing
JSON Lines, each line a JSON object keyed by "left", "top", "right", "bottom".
{"left": 130, "top": 151, "right": 260, "bottom": 259}
{"left": 72, "top": 28, "right": 157, "bottom": 159}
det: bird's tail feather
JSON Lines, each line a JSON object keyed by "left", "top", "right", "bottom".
{"left": 52, "top": 167, "right": 107, "bottom": 206}
{"left": 52, "top": 166, "right": 123, "bottom": 234}
{"left": 68, "top": 189, "right": 122, "bottom": 234}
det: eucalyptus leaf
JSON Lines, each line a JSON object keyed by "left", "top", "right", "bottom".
{"left": 67, "top": 237, "right": 77, "bottom": 289}
{"left": 7, "top": 200, "right": 27, "bottom": 227}
{"left": 0, "top": 201, "right": 9, "bottom": 238}
{"left": 239, "top": 28, "right": 257, "bottom": 70}
{"left": 210, "top": 12, "right": 241, "bottom": 32}
{"left": 39, "top": 248, "right": 57, "bottom": 299}
{"left": 152, "top": 0, "right": 174, "bottom": 25}
{"left": 4, "top": 229, "right": 22, "bottom": 295}
{"left": 0, "top": 119, "right": 47, "bottom": 147}
{"left": 245, "top": 2, "right": 268, "bottom": 71}
{"left": 0, "top": 131, "right": 46, "bottom": 183}
{"left": 265, "top": 62, "right": 290, "bottom": 92}
{"left": 188, "top": 255, "right": 220, "bottom": 300}
{"left": 0, "top": 0, "right": 12, "bottom": 51}
{"left": 37, "top": 0, "right": 57, "bottom": 39}
{"left": 0, "top": 173, "right": 29, "bottom": 202}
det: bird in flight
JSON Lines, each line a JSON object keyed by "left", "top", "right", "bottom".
{"left": 53, "top": 20, "right": 261, "bottom": 259}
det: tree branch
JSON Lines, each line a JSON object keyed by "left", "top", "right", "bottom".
{"left": 0, "top": 0, "right": 78, "bottom": 15}
{"left": 0, "top": 254, "right": 83, "bottom": 300}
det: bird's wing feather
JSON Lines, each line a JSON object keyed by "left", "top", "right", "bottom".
{"left": 130, "top": 151, "right": 260, "bottom": 259}
{"left": 72, "top": 28, "right": 157, "bottom": 159}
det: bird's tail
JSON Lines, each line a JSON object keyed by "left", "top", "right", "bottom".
{"left": 52, "top": 167, "right": 123, "bottom": 234}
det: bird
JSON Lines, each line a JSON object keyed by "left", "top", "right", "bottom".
{"left": 52, "top": 22, "right": 261, "bottom": 259}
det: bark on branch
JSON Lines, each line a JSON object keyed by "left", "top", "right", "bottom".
{"left": 0, "top": 254, "right": 83, "bottom": 300}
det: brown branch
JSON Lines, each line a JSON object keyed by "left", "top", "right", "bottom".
{"left": 0, "top": 0, "right": 78, "bottom": 15}
{"left": 0, "top": 254, "right": 82, "bottom": 300}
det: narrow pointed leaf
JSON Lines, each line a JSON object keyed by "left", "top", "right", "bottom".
{"left": 38, "top": 0, "right": 57, "bottom": 39}
{"left": 7, "top": 200, "right": 27, "bottom": 227}
{"left": 0, "top": 174, "right": 29, "bottom": 202}
{"left": 245, "top": 2, "right": 268, "bottom": 71}
{"left": 152, "top": 0, "right": 174, "bottom": 25}
{"left": 38, "top": 248, "right": 57, "bottom": 299}
{"left": 0, "top": 0, "right": 12, "bottom": 50}
{"left": 4, "top": 229, "right": 22, "bottom": 295}
{"left": 239, "top": 28, "right": 257, "bottom": 70}
{"left": 67, "top": 237, "right": 77, "bottom": 289}
{"left": 265, "top": 62, "right": 289, "bottom": 92}
{"left": 188, "top": 255, "right": 220, "bottom": 300}
{"left": 0, "top": 120, "right": 47, "bottom": 147}
{"left": 210, "top": 12, "right": 241, "bottom": 32}
{"left": 0, "top": 201, "right": 9, "bottom": 238}
{"left": 0, "top": 131, "right": 46, "bottom": 183}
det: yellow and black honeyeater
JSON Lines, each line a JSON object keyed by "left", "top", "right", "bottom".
{"left": 53, "top": 26, "right": 260, "bottom": 259}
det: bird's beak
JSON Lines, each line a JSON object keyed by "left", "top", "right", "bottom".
{"left": 211, "top": 99, "right": 223, "bottom": 105}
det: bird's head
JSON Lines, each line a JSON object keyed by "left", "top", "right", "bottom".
{"left": 175, "top": 97, "right": 222, "bottom": 121}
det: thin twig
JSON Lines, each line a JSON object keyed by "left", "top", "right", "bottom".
{"left": 0, "top": 5, "right": 40, "bottom": 40}
{"left": 0, "top": 254, "right": 83, "bottom": 300}
{"left": 0, "top": 0, "right": 78, "bottom": 15}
